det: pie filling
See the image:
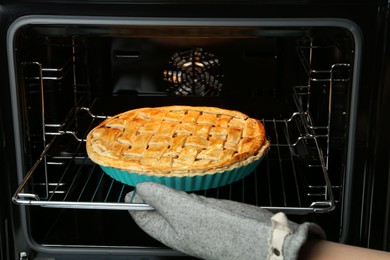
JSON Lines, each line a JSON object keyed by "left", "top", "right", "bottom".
{"left": 86, "top": 106, "right": 270, "bottom": 176}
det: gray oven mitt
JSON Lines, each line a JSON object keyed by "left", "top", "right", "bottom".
{"left": 125, "top": 182, "right": 325, "bottom": 260}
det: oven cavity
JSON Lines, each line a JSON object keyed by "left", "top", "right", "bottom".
{"left": 9, "top": 20, "right": 355, "bottom": 249}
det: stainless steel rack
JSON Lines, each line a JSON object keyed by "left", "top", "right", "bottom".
{"left": 12, "top": 38, "right": 351, "bottom": 214}
{"left": 13, "top": 101, "right": 337, "bottom": 214}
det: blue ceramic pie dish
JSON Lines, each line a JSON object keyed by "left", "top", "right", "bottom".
{"left": 100, "top": 150, "right": 267, "bottom": 191}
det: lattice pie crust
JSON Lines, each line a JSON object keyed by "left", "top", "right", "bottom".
{"left": 86, "top": 106, "right": 270, "bottom": 176}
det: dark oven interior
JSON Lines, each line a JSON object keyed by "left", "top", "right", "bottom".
{"left": 9, "top": 17, "right": 356, "bottom": 255}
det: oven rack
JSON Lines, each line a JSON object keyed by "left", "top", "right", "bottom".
{"left": 13, "top": 102, "right": 336, "bottom": 214}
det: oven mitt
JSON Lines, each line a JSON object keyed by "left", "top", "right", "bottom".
{"left": 125, "top": 182, "right": 325, "bottom": 260}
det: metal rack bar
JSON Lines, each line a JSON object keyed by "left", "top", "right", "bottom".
{"left": 283, "top": 119, "right": 302, "bottom": 207}
{"left": 271, "top": 119, "right": 287, "bottom": 206}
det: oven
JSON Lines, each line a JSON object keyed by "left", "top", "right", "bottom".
{"left": 1, "top": 0, "right": 390, "bottom": 259}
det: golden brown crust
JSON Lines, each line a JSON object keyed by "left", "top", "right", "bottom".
{"left": 86, "top": 105, "right": 270, "bottom": 176}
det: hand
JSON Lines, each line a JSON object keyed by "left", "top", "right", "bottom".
{"left": 125, "top": 182, "right": 325, "bottom": 260}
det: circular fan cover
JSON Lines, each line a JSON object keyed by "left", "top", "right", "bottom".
{"left": 163, "top": 48, "right": 223, "bottom": 96}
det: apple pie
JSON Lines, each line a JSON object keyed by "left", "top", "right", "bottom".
{"left": 86, "top": 105, "right": 270, "bottom": 177}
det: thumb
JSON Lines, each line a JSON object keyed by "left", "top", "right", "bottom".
{"left": 125, "top": 188, "right": 180, "bottom": 247}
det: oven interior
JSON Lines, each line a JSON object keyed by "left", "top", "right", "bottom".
{"left": 10, "top": 20, "right": 355, "bottom": 253}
